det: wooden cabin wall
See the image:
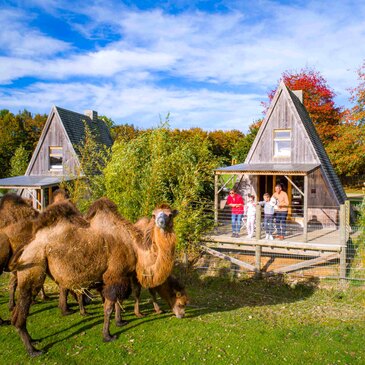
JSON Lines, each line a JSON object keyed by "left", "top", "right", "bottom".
{"left": 307, "top": 168, "right": 339, "bottom": 227}
{"left": 237, "top": 174, "right": 258, "bottom": 203}
{"left": 248, "top": 91, "right": 318, "bottom": 164}
{"left": 307, "top": 207, "right": 339, "bottom": 228}
{"left": 28, "top": 114, "right": 79, "bottom": 176}
{"left": 308, "top": 169, "right": 337, "bottom": 207}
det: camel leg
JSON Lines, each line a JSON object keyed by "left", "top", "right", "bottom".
{"left": 59, "top": 287, "right": 74, "bottom": 316}
{"left": 38, "top": 286, "right": 49, "bottom": 301}
{"left": 8, "top": 272, "right": 17, "bottom": 311}
{"left": 114, "top": 301, "right": 128, "bottom": 327}
{"left": 12, "top": 286, "right": 42, "bottom": 357}
{"left": 133, "top": 284, "right": 145, "bottom": 318}
{"left": 130, "top": 275, "right": 144, "bottom": 318}
{"left": 149, "top": 288, "right": 164, "bottom": 314}
{"left": 77, "top": 293, "right": 88, "bottom": 316}
{"left": 102, "top": 299, "right": 117, "bottom": 342}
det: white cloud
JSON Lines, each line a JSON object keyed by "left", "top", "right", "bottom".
{"left": 1, "top": 0, "right": 365, "bottom": 130}
{"left": 0, "top": 7, "right": 70, "bottom": 57}
{"left": 0, "top": 81, "right": 263, "bottom": 131}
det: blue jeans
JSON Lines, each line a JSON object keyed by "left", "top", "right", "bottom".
{"left": 231, "top": 214, "right": 243, "bottom": 233}
{"left": 275, "top": 211, "right": 288, "bottom": 236}
{"left": 264, "top": 214, "right": 274, "bottom": 235}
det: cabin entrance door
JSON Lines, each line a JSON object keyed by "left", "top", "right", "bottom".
{"left": 258, "top": 175, "right": 274, "bottom": 200}
{"left": 274, "top": 175, "right": 304, "bottom": 218}
{"left": 258, "top": 175, "right": 304, "bottom": 218}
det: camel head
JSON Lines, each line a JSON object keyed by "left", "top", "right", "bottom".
{"left": 157, "top": 276, "right": 188, "bottom": 319}
{"left": 52, "top": 189, "right": 70, "bottom": 204}
{"left": 170, "top": 289, "right": 189, "bottom": 319}
{"left": 152, "top": 204, "right": 178, "bottom": 231}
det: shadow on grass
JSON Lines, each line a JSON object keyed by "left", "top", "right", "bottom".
{"left": 0, "top": 266, "right": 320, "bottom": 355}
{"left": 172, "top": 265, "right": 320, "bottom": 318}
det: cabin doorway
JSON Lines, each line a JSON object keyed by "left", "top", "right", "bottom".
{"left": 258, "top": 175, "right": 274, "bottom": 199}
{"left": 258, "top": 175, "right": 304, "bottom": 218}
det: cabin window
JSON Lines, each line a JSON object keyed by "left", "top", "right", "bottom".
{"left": 273, "top": 129, "right": 291, "bottom": 157}
{"left": 49, "top": 146, "right": 63, "bottom": 170}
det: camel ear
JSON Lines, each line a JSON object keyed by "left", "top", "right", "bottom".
{"left": 172, "top": 210, "right": 179, "bottom": 217}
{"left": 175, "top": 291, "right": 181, "bottom": 298}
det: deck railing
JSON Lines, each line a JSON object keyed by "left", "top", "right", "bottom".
{"left": 200, "top": 202, "right": 365, "bottom": 282}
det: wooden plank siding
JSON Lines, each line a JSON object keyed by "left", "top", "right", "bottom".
{"left": 248, "top": 91, "right": 318, "bottom": 165}
{"left": 27, "top": 113, "right": 79, "bottom": 176}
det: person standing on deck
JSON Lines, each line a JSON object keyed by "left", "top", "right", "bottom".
{"left": 258, "top": 193, "right": 275, "bottom": 240}
{"left": 272, "top": 183, "right": 289, "bottom": 240}
{"left": 226, "top": 189, "right": 244, "bottom": 238}
{"left": 245, "top": 194, "right": 256, "bottom": 239}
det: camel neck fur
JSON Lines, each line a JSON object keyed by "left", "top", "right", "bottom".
{"left": 136, "top": 222, "right": 176, "bottom": 288}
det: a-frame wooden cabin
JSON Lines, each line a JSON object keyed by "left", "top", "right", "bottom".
{"left": 215, "top": 80, "right": 347, "bottom": 232}
{"left": 0, "top": 106, "right": 113, "bottom": 210}
{"left": 206, "top": 81, "right": 350, "bottom": 278}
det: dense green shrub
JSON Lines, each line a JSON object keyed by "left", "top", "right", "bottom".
{"left": 105, "top": 125, "right": 222, "bottom": 250}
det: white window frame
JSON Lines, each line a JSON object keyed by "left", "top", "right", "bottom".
{"left": 273, "top": 129, "right": 291, "bottom": 157}
{"left": 49, "top": 146, "right": 63, "bottom": 170}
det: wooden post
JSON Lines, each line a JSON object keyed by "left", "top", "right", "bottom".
{"left": 255, "top": 245, "right": 262, "bottom": 273}
{"left": 214, "top": 174, "right": 219, "bottom": 224}
{"left": 303, "top": 174, "right": 308, "bottom": 242}
{"left": 40, "top": 188, "right": 45, "bottom": 212}
{"left": 255, "top": 203, "right": 261, "bottom": 240}
{"left": 345, "top": 200, "right": 350, "bottom": 241}
{"left": 255, "top": 204, "right": 262, "bottom": 276}
{"left": 339, "top": 204, "right": 347, "bottom": 279}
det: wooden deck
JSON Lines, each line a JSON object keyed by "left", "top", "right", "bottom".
{"left": 201, "top": 222, "right": 351, "bottom": 277}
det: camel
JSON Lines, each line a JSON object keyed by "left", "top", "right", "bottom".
{"left": 0, "top": 194, "right": 39, "bottom": 324}
{"left": 129, "top": 274, "right": 188, "bottom": 319}
{"left": 5, "top": 189, "right": 71, "bottom": 314}
{"left": 130, "top": 217, "right": 188, "bottom": 319}
{"left": 12, "top": 197, "right": 178, "bottom": 357}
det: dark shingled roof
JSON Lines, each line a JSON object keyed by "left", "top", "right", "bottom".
{"left": 55, "top": 106, "right": 113, "bottom": 154}
{"left": 287, "top": 88, "right": 347, "bottom": 204}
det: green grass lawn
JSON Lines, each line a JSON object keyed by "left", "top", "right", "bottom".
{"left": 0, "top": 271, "right": 364, "bottom": 365}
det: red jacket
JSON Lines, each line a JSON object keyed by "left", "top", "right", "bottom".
{"left": 227, "top": 193, "right": 244, "bottom": 214}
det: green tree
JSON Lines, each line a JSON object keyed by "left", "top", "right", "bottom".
{"left": 10, "top": 145, "right": 30, "bottom": 176}
{"left": 112, "top": 123, "right": 141, "bottom": 143}
{"left": 63, "top": 123, "right": 111, "bottom": 212}
{"left": 105, "top": 124, "right": 222, "bottom": 250}
{"left": 0, "top": 109, "right": 46, "bottom": 178}
{"left": 231, "top": 119, "right": 262, "bottom": 163}
{"left": 326, "top": 62, "right": 365, "bottom": 177}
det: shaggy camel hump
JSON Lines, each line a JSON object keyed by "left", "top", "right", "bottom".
{"left": 85, "top": 197, "right": 122, "bottom": 220}
{"left": 0, "top": 194, "right": 38, "bottom": 228}
{"left": 33, "top": 201, "right": 89, "bottom": 233}
{"left": 86, "top": 198, "right": 143, "bottom": 244}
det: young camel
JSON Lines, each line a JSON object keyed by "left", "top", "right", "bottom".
{"left": 12, "top": 198, "right": 178, "bottom": 357}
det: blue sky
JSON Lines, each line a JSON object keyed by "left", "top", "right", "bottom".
{"left": 0, "top": 0, "right": 364, "bottom": 132}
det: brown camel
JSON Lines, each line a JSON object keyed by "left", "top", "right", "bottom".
{"left": 129, "top": 274, "right": 188, "bottom": 319}
{"left": 12, "top": 197, "right": 178, "bottom": 357}
{"left": 130, "top": 217, "right": 188, "bottom": 319}
{"left": 0, "top": 194, "right": 39, "bottom": 324}
{"left": 5, "top": 189, "right": 71, "bottom": 313}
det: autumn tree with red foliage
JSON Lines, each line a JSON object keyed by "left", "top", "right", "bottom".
{"left": 264, "top": 68, "right": 344, "bottom": 146}
{"left": 326, "top": 62, "right": 365, "bottom": 177}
